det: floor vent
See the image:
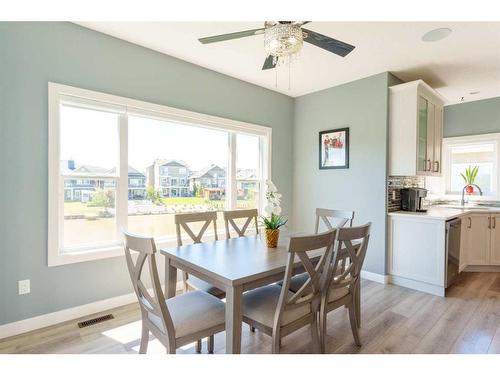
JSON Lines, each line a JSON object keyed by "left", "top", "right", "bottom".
{"left": 78, "top": 314, "right": 114, "bottom": 328}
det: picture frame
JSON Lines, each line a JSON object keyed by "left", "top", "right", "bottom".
{"left": 319, "top": 127, "right": 349, "bottom": 169}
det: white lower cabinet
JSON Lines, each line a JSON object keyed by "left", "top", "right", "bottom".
{"left": 460, "top": 213, "right": 500, "bottom": 267}
{"left": 388, "top": 216, "right": 446, "bottom": 296}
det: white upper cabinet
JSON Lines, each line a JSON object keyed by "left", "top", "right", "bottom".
{"left": 389, "top": 80, "right": 445, "bottom": 176}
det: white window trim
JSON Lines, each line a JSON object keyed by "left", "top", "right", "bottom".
{"left": 48, "top": 82, "right": 272, "bottom": 267}
{"left": 440, "top": 133, "right": 500, "bottom": 200}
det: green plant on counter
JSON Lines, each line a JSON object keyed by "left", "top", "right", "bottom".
{"left": 461, "top": 165, "right": 479, "bottom": 185}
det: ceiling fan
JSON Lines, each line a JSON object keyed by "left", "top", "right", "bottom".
{"left": 198, "top": 21, "right": 355, "bottom": 70}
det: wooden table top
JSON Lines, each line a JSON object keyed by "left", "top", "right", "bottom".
{"left": 160, "top": 234, "right": 320, "bottom": 287}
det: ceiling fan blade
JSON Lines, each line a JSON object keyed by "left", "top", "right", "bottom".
{"left": 199, "top": 28, "right": 265, "bottom": 44}
{"left": 262, "top": 55, "right": 277, "bottom": 70}
{"left": 302, "top": 28, "right": 355, "bottom": 57}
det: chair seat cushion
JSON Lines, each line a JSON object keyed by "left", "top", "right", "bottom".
{"left": 328, "top": 286, "right": 350, "bottom": 303}
{"left": 242, "top": 284, "right": 311, "bottom": 329}
{"left": 148, "top": 290, "right": 225, "bottom": 338}
{"left": 286, "top": 272, "right": 310, "bottom": 293}
{"left": 187, "top": 276, "right": 225, "bottom": 298}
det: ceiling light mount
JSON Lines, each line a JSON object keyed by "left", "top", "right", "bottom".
{"left": 422, "top": 28, "right": 452, "bottom": 42}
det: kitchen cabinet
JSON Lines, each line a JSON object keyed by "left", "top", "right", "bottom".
{"left": 389, "top": 80, "right": 445, "bottom": 177}
{"left": 489, "top": 213, "right": 500, "bottom": 265}
{"left": 461, "top": 212, "right": 500, "bottom": 266}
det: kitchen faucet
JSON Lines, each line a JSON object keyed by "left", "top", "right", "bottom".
{"left": 461, "top": 184, "right": 483, "bottom": 206}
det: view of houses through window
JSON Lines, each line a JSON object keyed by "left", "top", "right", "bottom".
{"left": 58, "top": 99, "right": 265, "bottom": 251}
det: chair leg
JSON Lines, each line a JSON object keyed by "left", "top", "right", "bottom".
{"left": 272, "top": 331, "right": 281, "bottom": 354}
{"left": 182, "top": 272, "right": 189, "bottom": 293}
{"left": 319, "top": 306, "right": 327, "bottom": 353}
{"left": 196, "top": 339, "right": 202, "bottom": 353}
{"left": 355, "top": 281, "right": 361, "bottom": 328}
{"left": 310, "top": 315, "right": 320, "bottom": 354}
{"left": 208, "top": 335, "right": 214, "bottom": 354}
{"left": 139, "top": 322, "right": 149, "bottom": 354}
{"left": 348, "top": 303, "right": 361, "bottom": 346}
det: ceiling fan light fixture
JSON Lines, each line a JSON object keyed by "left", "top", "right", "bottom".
{"left": 264, "top": 22, "right": 303, "bottom": 64}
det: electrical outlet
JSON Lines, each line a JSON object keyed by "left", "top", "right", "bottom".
{"left": 18, "top": 279, "right": 30, "bottom": 295}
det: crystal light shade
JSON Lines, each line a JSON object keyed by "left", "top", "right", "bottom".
{"left": 264, "top": 23, "right": 303, "bottom": 61}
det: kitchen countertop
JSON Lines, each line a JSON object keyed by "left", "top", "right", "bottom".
{"left": 388, "top": 205, "right": 500, "bottom": 220}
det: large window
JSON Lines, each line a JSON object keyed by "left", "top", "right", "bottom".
{"left": 48, "top": 83, "right": 271, "bottom": 266}
{"left": 443, "top": 134, "right": 499, "bottom": 198}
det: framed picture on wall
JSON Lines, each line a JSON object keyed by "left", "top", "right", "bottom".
{"left": 319, "top": 127, "right": 349, "bottom": 169}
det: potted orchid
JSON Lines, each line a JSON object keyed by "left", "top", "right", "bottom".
{"left": 461, "top": 165, "right": 479, "bottom": 194}
{"left": 261, "top": 180, "right": 288, "bottom": 248}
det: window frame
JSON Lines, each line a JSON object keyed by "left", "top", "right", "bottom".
{"left": 48, "top": 82, "right": 272, "bottom": 267}
{"left": 441, "top": 133, "right": 500, "bottom": 200}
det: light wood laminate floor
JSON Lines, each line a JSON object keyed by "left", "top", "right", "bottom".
{"left": 1, "top": 272, "right": 500, "bottom": 354}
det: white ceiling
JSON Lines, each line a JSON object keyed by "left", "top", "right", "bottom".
{"left": 78, "top": 22, "right": 500, "bottom": 105}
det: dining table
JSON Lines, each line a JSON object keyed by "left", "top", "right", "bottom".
{"left": 160, "top": 233, "right": 360, "bottom": 354}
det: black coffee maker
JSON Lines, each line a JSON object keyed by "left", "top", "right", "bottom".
{"left": 401, "top": 188, "right": 428, "bottom": 212}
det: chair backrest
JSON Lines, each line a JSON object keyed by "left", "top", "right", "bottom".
{"left": 326, "top": 223, "right": 371, "bottom": 296}
{"left": 123, "top": 231, "right": 175, "bottom": 339}
{"left": 175, "top": 211, "right": 218, "bottom": 246}
{"left": 315, "top": 208, "right": 355, "bottom": 233}
{"left": 273, "top": 229, "right": 337, "bottom": 330}
{"left": 223, "top": 209, "right": 259, "bottom": 239}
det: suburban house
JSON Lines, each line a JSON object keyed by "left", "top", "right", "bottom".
{"left": 189, "top": 164, "right": 226, "bottom": 200}
{"left": 62, "top": 160, "right": 146, "bottom": 202}
{"left": 146, "top": 159, "right": 190, "bottom": 197}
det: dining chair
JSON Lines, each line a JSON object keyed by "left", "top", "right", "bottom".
{"left": 123, "top": 231, "right": 225, "bottom": 354}
{"left": 223, "top": 209, "right": 259, "bottom": 239}
{"left": 285, "top": 208, "right": 355, "bottom": 294}
{"left": 175, "top": 212, "right": 226, "bottom": 299}
{"left": 315, "top": 208, "right": 355, "bottom": 233}
{"left": 241, "top": 229, "right": 337, "bottom": 353}
{"left": 319, "top": 223, "right": 371, "bottom": 352}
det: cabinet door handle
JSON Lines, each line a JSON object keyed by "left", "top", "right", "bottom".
{"left": 433, "top": 161, "right": 439, "bottom": 172}
{"left": 488, "top": 217, "right": 491, "bottom": 229}
{"left": 468, "top": 217, "right": 472, "bottom": 228}
{"left": 494, "top": 217, "right": 496, "bottom": 229}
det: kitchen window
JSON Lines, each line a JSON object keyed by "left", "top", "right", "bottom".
{"left": 48, "top": 83, "right": 271, "bottom": 266}
{"left": 442, "top": 134, "right": 499, "bottom": 198}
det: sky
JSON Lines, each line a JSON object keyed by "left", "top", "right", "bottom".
{"left": 60, "top": 105, "right": 259, "bottom": 173}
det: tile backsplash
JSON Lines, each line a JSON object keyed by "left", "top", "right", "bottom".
{"left": 387, "top": 176, "right": 425, "bottom": 212}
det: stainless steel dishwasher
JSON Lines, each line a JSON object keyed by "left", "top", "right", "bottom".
{"left": 445, "top": 218, "right": 461, "bottom": 288}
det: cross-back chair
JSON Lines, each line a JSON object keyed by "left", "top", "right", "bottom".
{"left": 319, "top": 223, "right": 371, "bottom": 352}
{"left": 241, "top": 229, "right": 337, "bottom": 353}
{"left": 315, "top": 208, "right": 355, "bottom": 233}
{"left": 284, "top": 208, "right": 355, "bottom": 294}
{"left": 123, "top": 231, "right": 225, "bottom": 354}
{"left": 223, "top": 209, "right": 259, "bottom": 239}
{"left": 175, "top": 212, "right": 226, "bottom": 299}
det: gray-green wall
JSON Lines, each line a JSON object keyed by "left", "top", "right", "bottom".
{"left": 0, "top": 22, "right": 294, "bottom": 325}
{"left": 292, "top": 72, "right": 394, "bottom": 275}
{"left": 444, "top": 97, "right": 500, "bottom": 138}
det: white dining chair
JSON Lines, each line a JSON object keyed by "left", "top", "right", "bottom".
{"left": 319, "top": 223, "right": 371, "bottom": 352}
{"left": 223, "top": 209, "right": 259, "bottom": 239}
{"left": 284, "top": 208, "right": 355, "bottom": 294}
{"left": 123, "top": 231, "right": 225, "bottom": 354}
{"left": 175, "top": 212, "right": 226, "bottom": 299}
{"left": 241, "top": 229, "right": 337, "bottom": 353}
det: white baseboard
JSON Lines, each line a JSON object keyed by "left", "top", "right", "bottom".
{"left": 360, "top": 270, "right": 388, "bottom": 284}
{"left": 0, "top": 282, "right": 182, "bottom": 340}
{"left": 387, "top": 275, "right": 445, "bottom": 297}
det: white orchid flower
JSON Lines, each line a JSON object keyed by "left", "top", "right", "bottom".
{"left": 272, "top": 206, "right": 282, "bottom": 215}
{"left": 264, "top": 205, "right": 274, "bottom": 215}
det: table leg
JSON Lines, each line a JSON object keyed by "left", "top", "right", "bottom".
{"left": 165, "top": 257, "right": 177, "bottom": 299}
{"left": 225, "top": 285, "right": 243, "bottom": 354}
